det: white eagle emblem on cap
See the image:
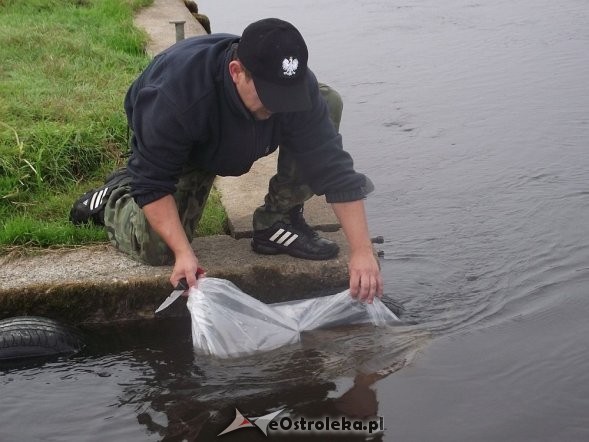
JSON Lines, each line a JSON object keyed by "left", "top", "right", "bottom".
{"left": 282, "top": 57, "right": 299, "bottom": 76}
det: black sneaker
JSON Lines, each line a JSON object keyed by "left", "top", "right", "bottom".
{"left": 69, "top": 168, "right": 131, "bottom": 226}
{"left": 251, "top": 206, "right": 339, "bottom": 260}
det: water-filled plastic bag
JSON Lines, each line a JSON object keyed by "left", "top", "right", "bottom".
{"left": 186, "top": 277, "right": 399, "bottom": 358}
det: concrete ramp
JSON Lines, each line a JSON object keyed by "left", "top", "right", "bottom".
{"left": 135, "top": 0, "right": 207, "bottom": 56}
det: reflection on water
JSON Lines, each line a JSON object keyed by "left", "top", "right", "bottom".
{"left": 2, "top": 0, "right": 589, "bottom": 440}
{"left": 0, "top": 318, "right": 425, "bottom": 441}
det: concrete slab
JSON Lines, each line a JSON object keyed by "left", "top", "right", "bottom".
{"left": 0, "top": 232, "right": 350, "bottom": 324}
{"left": 135, "top": 0, "right": 207, "bottom": 56}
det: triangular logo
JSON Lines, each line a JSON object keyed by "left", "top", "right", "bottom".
{"left": 217, "top": 409, "right": 255, "bottom": 436}
{"left": 218, "top": 408, "right": 285, "bottom": 437}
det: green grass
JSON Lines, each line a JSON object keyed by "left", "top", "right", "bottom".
{"left": 0, "top": 0, "right": 227, "bottom": 254}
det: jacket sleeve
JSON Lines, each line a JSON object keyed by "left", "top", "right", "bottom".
{"left": 127, "top": 85, "right": 194, "bottom": 208}
{"left": 279, "top": 74, "right": 375, "bottom": 203}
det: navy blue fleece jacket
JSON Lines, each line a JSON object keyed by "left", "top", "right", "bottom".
{"left": 124, "top": 34, "right": 373, "bottom": 208}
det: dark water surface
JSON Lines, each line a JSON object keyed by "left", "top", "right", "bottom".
{"left": 2, "top": 1, "right": 588, "bottom": 440}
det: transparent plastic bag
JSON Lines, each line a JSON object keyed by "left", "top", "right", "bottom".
{"left": 186, "top": 277, "right": 399, "bottom": 358}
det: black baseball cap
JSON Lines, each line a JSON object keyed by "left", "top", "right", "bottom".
{"left": 237, "top": 18, "right": 311, "bottom": 113}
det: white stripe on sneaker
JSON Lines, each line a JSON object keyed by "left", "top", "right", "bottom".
{"left": 269, "top": 228, "right": 285, "bottom": 242}
{"left": 89, "top": 191, "right": 99, "bottom": 211}
{"left": 283, "top": 234, "right": 298, "bottom": 246}
{"left": 276, "top": 231, "right": 292, "bottom": 245}
{"left": 90, "top": 187, "right": 108, "bottom": 211}
{"left": 267, "top": 228, "right": 299, "bottom": 247}
{"left": 94, "top": 189, "right": 105, "bottom": 210}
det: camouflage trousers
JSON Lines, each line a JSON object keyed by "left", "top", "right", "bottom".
{"left": 104, "top": 83, "right": 343, "bottom": 266}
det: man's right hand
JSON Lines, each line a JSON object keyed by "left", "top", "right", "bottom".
{"left": 170, "top": 248, "right": 201, "bottom": 289}
{"left": 142, "top": 195, "right": 203, "bottom": 290}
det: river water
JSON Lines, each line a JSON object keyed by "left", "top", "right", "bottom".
{"left": 1, "top": 0, "right": 588, "bottom": 440}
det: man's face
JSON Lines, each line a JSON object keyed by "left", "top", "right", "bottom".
{"left": 229, "top": 61, "right": 273, "bottom": 120}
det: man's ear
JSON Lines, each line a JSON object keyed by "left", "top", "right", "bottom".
{"left": 228, "top": 60, "right": 242, "bottom": 83}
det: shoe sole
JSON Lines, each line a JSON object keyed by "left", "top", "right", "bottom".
{"left": 251, "top": 240, "right": 339, "bottom": 261}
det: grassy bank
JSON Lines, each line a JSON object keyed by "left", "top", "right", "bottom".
{"left": 0, "top": 0, "right": 227, "bottom": 254}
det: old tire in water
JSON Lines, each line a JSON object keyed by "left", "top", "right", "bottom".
{"left": 0, "top": 316, "right": 84, "bottom": 362}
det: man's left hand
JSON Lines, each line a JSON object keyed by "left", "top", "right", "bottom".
{"left": 348, "top": 248, "right": 383, "bottom": 303}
